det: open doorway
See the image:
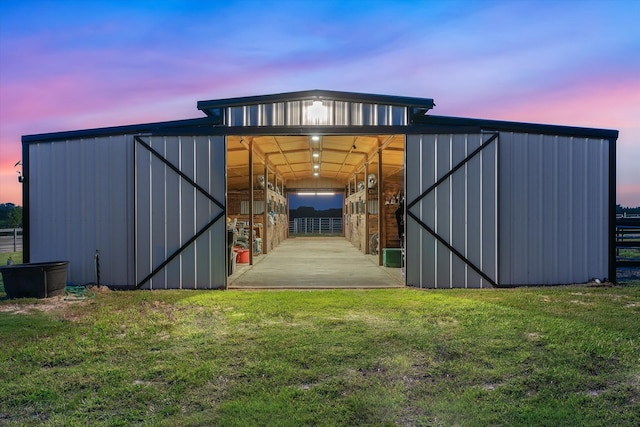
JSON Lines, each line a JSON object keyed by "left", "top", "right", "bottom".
{"left": 225, "top": 133, "right": 405, "bottom": 288}
{"left": 289, "top": 192, "right": 343, "bottom": 236}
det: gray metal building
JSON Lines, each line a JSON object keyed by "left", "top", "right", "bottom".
{"left": 21, "top": 90, "right": 617, "bottom": 289}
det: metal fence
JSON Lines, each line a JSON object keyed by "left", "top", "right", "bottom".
{"left": 289, "top": 218, "right": 343, "bottom": 235}
{"left": 616, "top": 217, "right": 640, "bottom": 268}
{"left": 0, "top": 228, "right": 23, "bottom": 253}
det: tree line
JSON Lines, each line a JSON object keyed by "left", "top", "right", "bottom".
{"left": 616, "top": 204, "right": 640, "bottom": 215}
{"left": 0, "top": 203, "right": 22, "bottom": 228}
{"left": 289, "top": 206, "right": 342, "bottom": 220}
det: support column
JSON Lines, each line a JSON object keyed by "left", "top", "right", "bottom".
{"left": 364, "top": 162, "right": 369, "bottom": 254}
{"left": 248, "top": 139, "right": 254, "bottom": 265}
{"left": 263, "top": 163, "right": 268, "bottom": 255}
{"left": 378, "top": 144, "right": 384, "bottom": 266}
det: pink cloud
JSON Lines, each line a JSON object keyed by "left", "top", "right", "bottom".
{"left": 443, "top": 74, "right": 640, "bottom": 129}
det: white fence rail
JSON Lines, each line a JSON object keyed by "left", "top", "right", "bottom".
{"left": 289, "top": 218, "right": 343, "bottom": 235}
{"left": 0, "top": 228, "right": 23, "bottom": 253}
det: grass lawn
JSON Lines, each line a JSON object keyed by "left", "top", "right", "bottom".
{"left": 0, "top": 284, "right": 638, "bottom": 426}
{"left": 0, "top": 251, "right": 22, "bottom": 266}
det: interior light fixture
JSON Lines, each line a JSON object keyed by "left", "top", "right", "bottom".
{"left": 313, "top": 172, "right": 319, "bottom": 176}
{"left": 296, "top": 191, "right": 335, "bottom": 196}
{"left": 306, "top": 100, "right": 328, "bottom": 124}
{"left": 312, "top": 152, "right": 319, "bottom": 158}
{"left": 313, "top": 164, "right": 319, "bottom": 169}
{"left": 311, "top": 135, "right": 320, "bottom": 142}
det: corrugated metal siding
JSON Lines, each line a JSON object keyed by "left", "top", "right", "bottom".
{"left": 135, "top": 135, "right": 226, "bottom": 289}
{"left": 28, "top": 136, "right": 134, "bottom": 286}
{"left": 406, "top": 133, "right": 498, "bottom": 288}
{"left": 498, "top": 133, "right": 609, "bottom": 285}
{"left": 225, "top": 100, "right": 408, "bottom": 127}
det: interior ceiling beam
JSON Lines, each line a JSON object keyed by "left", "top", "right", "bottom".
{"left": 272, "top": 136, "right": 298, "bottom": 181}
{"left": 378, "top": 135, "right": 396, "bottom": 151}
{"left": 321, "top": 148, "right": 368, "bottom": 155}
{"left": 227, "top": 168, "right": 247, "bottom": 178}
{"left": 238, "top": 136, "right": 290, "bottom": 184}
{"left": 238, "top": 136, "right": 266, "bottom": 165}
{"left": 275, "top": 148, "right": 312, "bottom": 155}
{"left": 333, "top": 136, "right": 361, "bottom": 180}
{"left": 349, "top": 135, "right": 395, "bottom": 178}
{"left": 229, "top": 134, "right": 402, "bottom": 188}
{"left": 318, "top": 160, "right": 358, "bottom": 166}
{"left": 384, "top": 166, "right": 404, "bottom": 177}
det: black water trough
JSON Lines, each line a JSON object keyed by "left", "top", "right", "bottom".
{"left": 0, "top": 261, "right": 69, "bottom": 298}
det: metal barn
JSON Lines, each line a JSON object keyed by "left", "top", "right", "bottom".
{"left": 20, "top": 90, "right": 617, "bottom": 289}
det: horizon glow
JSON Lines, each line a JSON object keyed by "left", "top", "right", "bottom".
{"left": 1, "top": 0, "right": 639, "bottom": 206}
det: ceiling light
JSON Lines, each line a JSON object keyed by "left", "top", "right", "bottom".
{"left": 313, "top": 164, "right": 319, "bottom": 169}
{"left": 296, "top": 191, "right": 335, "bottom": 196}
{"left": 306, "top": 100, "right": 328, "bottom": 124}
{"left": 312, "top": 152, "right": 319, "bottom": 158}
{"left": 311, "top": 135, "right": 320, "bottom": 141}
{"left": 313, "top": 172, "right": 319, "bottom": 176}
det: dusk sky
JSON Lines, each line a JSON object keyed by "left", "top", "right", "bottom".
{"left": 289, "top": 194, "right": 343, "bottom": 211}
{"left": 1, "top": 0, "right": 638, "bottom": 207}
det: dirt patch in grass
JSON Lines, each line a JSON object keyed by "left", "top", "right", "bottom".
{"left": 0, "top": 284, "right": 107, "bottom": 315}
{"left": 0, "top": 296, "right": 68, "bottom": 314}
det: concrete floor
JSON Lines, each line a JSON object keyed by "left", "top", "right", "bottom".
{"left": 228, "top": 236, "right": 404, "bottom": 289}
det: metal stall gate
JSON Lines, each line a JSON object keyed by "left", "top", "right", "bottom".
{"left": 134, "top": 135, "right": 226, "bottom": 289}
{"left": 405, "top": 133, "right": 498, "bottom": 288}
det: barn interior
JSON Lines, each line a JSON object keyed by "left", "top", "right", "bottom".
{"left": 225, "top": 133, "right": 406, "bottom": 279}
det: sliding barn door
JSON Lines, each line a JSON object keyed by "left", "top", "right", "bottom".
{"left": 405, "top": 133, "right": 498, "bottom": 288}
{"left": 134, "top": 135, "right": 226, "bottom": 289}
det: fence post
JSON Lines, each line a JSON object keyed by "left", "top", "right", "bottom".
{"left": 13, "top": 228, "right": 17, "bottom": 252}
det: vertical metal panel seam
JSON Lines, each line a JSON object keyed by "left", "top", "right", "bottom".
{"left": 583, "top": 138, "right": 589, "bottom": 278}
{"left": 22, "top": 141, "right": 30, "bottom": 262}
{"left": 192, "top": 138, "right": 198, "bottom": 288}
{"left": 479, "top": 138, "right": 483, "bottom": 287}
{"left": 147, "top": 138, "right": 153, "bottom": 289}
{"left": 133, "top": 137, "right": 138, "bottom": 286}
{"left": 224, "top": 135, "right": 229, "bottom": 289}
{"left": 608, "top": 136, "right": 616, "bottom": 282}
{"left": 163, "top": 137, "right": 168, "bottom": 289}
{"left": 494, "top": 134, "right": 499, "bottom": 286}
{"left": 567, "top": 136, "right": 574, "bottom": 278}
{"left": 551, "top": 136, "right": 558, "bottom": 282}
{"left": 178, "top": 136, "right": 183, "bottom": 289}
{"left": 536, "top": 133, "right": 543, "bottom": 282}
{"left": 449, "top": 134, "right": 453, "bottom": 288}
{"left": 464, "top": 134, "right": 468, "bottom": 287}
{"left": 419, "top": 135, "right": 424, "bottom": 288}
{"left": 433, "top": 135, "right": 438, "bottom": 287}
{"left": 208, "top": 136, "right": 213, "bottom": 288}
{"left": 524, "top": 134, "right": 530, "bottom": 282}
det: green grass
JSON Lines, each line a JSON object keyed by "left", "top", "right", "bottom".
{"left": 1, "top": 286, "right": 639, "bottom": 426}
{"left": 618, "top": 248, "right": 640, "bottom": 258}
{"left": 0, "top": 251, "right": 22, "bottom": 266}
